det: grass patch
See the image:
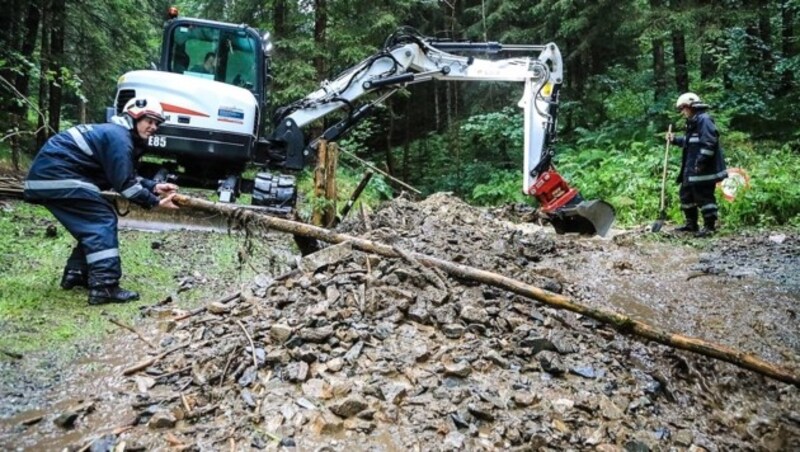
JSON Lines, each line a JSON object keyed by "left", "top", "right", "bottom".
{"left": 0, "top": 200, "right": 292, "bottom": 355}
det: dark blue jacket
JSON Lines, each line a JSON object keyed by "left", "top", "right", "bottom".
{"left": 24, "top": 123, "right": 160, "bottom": 208}
{"left": 672, "top": 111, "right": 728, "bottom": 186}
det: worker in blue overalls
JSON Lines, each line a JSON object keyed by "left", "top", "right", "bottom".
{"left": 24, "top": 96, "right": 179, "bottom": 305}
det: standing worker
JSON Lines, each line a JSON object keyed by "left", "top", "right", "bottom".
{"left": 24, "top": 97, "right": 179, "bottom": 305}
{"left": 667, "top": 92, "right": 728, "bottom": 237}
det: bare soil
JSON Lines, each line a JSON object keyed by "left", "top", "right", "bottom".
{"left": 1, "top": 193, "right": 798, "bottom": 451}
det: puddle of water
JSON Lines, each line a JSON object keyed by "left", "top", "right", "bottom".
{"left": 0, "top": 325, "right": 157, "bottom": 451}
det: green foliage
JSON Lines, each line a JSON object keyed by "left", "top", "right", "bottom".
{"left": 470, "top": 169, "right": 531, "bottom": 206}
{"left": 295, "top": 163, "right": 394, "bottom": 221}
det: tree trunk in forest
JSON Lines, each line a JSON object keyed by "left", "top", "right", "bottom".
{"left": 0, "top": 0, "right": 20, "bottom": 109}
{"left": 700, "top": 40, "right": 716, "bottom": 81}
{"left": 385, "top": 100, "right": 395, "bottom": 176}
{"left": 169, "top": 193, "right": 800, "bottom": 387}
{"left": 649, "top": 0, "right": 666, "bottom": 100}
{"left": 671, "top": 30, "right": 689, "bottom": 93}
{"left": 47, "top": 0, "right": 65, "bottom": 134}
{"left": 273, "top": 0, "right": 286, "bottom": 38}
{"left": 313, "top": 0, "right": 327, "bottom": 83}
{"left": 36, "top": 0, "right": 52, "bottom": 150}
{"left": 652, "top": 37, "right": 666, "bottom": 100}
{"left": 311, "top": 0, "right": 327, "bottom": 139}
{"left": 780, "top": 0, "right": 795, "bottom": 93}
{"left": 11, "top": 3, "right": 41, "bottom": 118}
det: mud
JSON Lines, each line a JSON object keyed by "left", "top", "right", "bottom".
{"left": 1, "top": 193, "right": 798, "bottom": 451}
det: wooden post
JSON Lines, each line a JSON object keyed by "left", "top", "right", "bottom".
{"left": 311, "top": 139, "right": 328, "bottom": 226}
{"left": 323, "top": 142, "right": 338, "bottom": 226}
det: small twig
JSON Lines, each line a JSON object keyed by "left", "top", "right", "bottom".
{"left": 236, "top": 320, "right": 258, "bottom": 369}
{"left": 218, "top": 346, "right": 239, "bottom": 389}
{"left": 122, "top": 342, "right": 194, "bottom": 376}
{"left": 155, "top": 365, "right": 192, "bottom": 380}
{"left": 180, "top": 393, "right": 193, "bottom": 417}
{"left": 392, "top": 245, "right": 448, "bottom": 291}
{"left": 174, "top": 292, "right": 240, "bottom": 321}
{"left": 107, "top": 316, "right": 156, "bottom": 349}
{"left": 1, "top": 349, "right": 23, "bottom": 360}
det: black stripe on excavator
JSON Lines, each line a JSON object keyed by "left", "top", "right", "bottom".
{"left": 148, "top": 125, "right": 255, "bottom": 163}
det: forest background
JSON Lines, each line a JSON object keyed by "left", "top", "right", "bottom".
{"left": 1, "top": 0, "right": 799, "bottom": 230}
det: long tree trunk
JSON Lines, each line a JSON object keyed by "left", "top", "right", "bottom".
{"left": 671, "top": 30, "right": 689, "bottom": 93}
{"left": 35, "top": 0, "right": 52, "bottom": 150}
{"left": 170, "top": 193, "right": 800, "bottom": 387}
{"left": 47, "top": 0, "right": 65, "bottom": 133}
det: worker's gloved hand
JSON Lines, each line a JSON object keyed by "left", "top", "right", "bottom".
{"left": 666, "top": 131, "right": 674, "bottom": 143}
{"left": 159, "top": 192, "right": 179, "bottom": 209}
{"left": 155, "top": 183, "right": 179, "bottom": 195}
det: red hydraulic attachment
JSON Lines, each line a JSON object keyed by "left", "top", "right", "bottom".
{"left": 527, "top": 167, "right": 580, "bottom": 213}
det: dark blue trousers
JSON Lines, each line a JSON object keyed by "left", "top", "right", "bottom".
{"left": 43, "top": 198, "right": 121, "bottom": 288}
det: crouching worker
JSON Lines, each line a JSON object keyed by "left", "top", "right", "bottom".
{"left": 24, "top": 96, "right": 179, "bottom": 305}
{"left": 667, "top": 92, "right": 728, "bottom": 237}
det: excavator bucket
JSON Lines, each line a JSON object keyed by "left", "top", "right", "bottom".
{"left": 546, "top": 199, "right": 616, "bottom": 237}
{"left": 528, "top": 168, "right": 616, "bottom": 237}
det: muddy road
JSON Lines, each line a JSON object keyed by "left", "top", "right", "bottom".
{"left": 1, "top": 194, "right": 798, "bottom": 451}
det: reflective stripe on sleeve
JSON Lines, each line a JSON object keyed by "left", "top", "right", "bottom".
{"left": 688, "top": 170, "right": 729, "bottom": 182}
{"left": 688, "top": 137, "right": 700, "bottom": 143}
{"left": 86, "top": 248, "right": 120, "bottom": 264}
{"left": 121, "top": 183, "right": 145, "bottom": 198}
{"left": 67, "top": 128, "right": 94, "bottom": 156}
{"left": 24, "top": 179, "right": 101, "bottom": 192}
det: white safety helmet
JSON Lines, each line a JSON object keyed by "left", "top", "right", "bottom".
{"left": 123, "top": 96, "right": 165, "bottom": 124}
{"left": 675, "top": 92, "right": 701, "bottom": 111}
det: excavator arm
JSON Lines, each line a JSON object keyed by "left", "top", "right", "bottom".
{"left": 268, "top": 28, "right": 614, "bottom": 236}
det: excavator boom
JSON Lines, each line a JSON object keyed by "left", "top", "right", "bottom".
{"left": 271, "top": 29, "right": 615, "bottom": 236}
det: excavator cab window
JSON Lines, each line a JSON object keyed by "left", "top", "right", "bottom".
{"left": 166, "top": 23, "right": 259, "bottom": 93}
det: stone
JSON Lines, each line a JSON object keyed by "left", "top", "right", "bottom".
{"left": 444, "top": 431, "right": 466, "bottom": 449}
{"left": 380, "top": 382, "right": 408, "bottom": 405}
{"left": 329, "top": 395, "right": 368, "bottom": 418}
{"left": 53, "top": 411, "right": 79, "bottom": 429}
{"left": 538, "top": 351, "right": 565, "bottom": 375}
{"left": 207, "top": 301, "right": 231, "bottom": 314}
{"left": 148, "top": 411, "right": 177, "bottom": 429}
{"left": 270, "top": 323, "right": 293, "bottom": 343}
{"left": 308, "top": 410, "right": 343, "bottom": 435}
{"left": 600, "top": 396, "right": 624, "bottom": 420}
{"left": 460, "top": 305, "right": 490, "bottom": 324}
{"left": 443, "top": 360, "right": 472, "bottom": 378}
{"left": 302, "top": 378, "right": 333, "bottom": 400}
{"left": 299, "top": 325, "right": 334, "bottom": 343}
{"left": 285, "top": 361, "right": 310, "bottom": 382}
{"left": 443, "top": 324, "right": 466, "bottom": 339}
{"left": 326, "top": 357, "right": 344, "bottom": 372}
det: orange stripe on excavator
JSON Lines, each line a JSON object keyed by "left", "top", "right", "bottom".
{"left": 161, "top": 103, "right": 209, "bottom": 118}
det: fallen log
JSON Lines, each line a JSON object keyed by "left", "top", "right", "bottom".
{"left": 172, "top": 194, "right": 799, "bottom": 387}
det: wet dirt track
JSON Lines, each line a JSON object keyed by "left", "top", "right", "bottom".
{"left": 1, "top": 193, "right": 798, "bottom": 451}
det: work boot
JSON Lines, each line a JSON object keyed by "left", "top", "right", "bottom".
{"left": 60, "top": 269, "right": 88, "bottom": 290}
{"left": 675, "top": 208, "right": 699, "bottom": 233}
{"left": 694, "top": 218, "right": 716, "bottom": 238}
{"left": 88, "top": 286, "right": 140, "bottom": 305}
{"left": 674, "top": 223, "right": 699, "bottom": 233}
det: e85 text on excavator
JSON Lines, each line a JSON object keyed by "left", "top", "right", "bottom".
{"left": 110, "top": 8, "right": 615, "bottom": 236}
